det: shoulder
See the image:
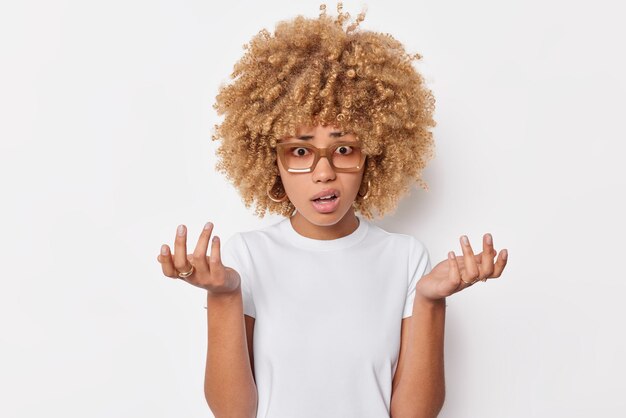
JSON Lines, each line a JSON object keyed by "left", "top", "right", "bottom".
{"left": 233, "top": 218, "right": 284, "bottom": 245}
{"left": 366, "top": 221, "right": 428, "bottom": 254}
{"left": 222, "top": 219, "right": 286, "bottom": 257}
{"left": 366, "top": 223, "right": 431, "bottom": 274}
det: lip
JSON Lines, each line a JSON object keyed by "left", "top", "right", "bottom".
{"left": 311, "top": 196, "right": 340, "bottom": 214}
{"left": 310, "top": 188, "right": 340, "bottom": 201}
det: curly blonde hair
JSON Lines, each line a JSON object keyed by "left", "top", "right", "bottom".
{"left": 212, "top": 3, "right": 436, "bottom": 220}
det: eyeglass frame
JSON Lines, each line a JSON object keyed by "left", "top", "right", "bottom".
{"left": 275, "top": 141, "right": 367, "bottom": 173}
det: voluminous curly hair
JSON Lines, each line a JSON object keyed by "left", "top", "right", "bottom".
{"left": 212, "top": 3, "right": 436, "bottom": 220}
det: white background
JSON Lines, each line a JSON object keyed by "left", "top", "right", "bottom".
{"left": 1, "top": 0, "right": 624, "bottom": 417}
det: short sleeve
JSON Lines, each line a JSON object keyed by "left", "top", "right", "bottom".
{"left": 402, "top": 237, "right": 432, "bottom": 318}
{"left": 220, "top": 233, "right": 256, "bottom": 318}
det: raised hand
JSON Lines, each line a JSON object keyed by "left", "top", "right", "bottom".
{"left": 156, "top": 222, "right": 241, "bottom": 295}
{"left": 415, "top": 233, "right": 508, "bottom": 302}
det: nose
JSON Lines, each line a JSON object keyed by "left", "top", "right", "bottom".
{"left": 311, "top": 155, "right": 336, "bottom": 182}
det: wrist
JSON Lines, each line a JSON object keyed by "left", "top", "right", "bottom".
{"left": 415, "top": 294, "right": 446, "bottom": 308}
{"left": 414, "top": 281, "right": 447, "bottom": 307}
{"left": 206, "top": 287, "right": 241, "bottom": 304}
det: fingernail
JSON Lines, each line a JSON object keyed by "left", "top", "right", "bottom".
{"left": 177, "top": 225, "right": 185, "bottom": 236}
{"left": 204, "top": 222, "right": 212, "bottom": 230}
{"left": 161, "top": 245, "right": 168, "bottom": 255}
{"left": 502, "top": 249, "right": 508, "bottom": 260}
{"left": 461, "top": 235, "right": 469, "bottom": 245}
{"left": 486, "top": 233, "right": 492, "bottom": 245}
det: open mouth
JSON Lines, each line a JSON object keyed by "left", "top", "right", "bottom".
{"left": 312, "top": 194, "right": 338, "bottom": 203}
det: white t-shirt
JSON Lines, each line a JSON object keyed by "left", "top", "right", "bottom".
{"left": 220, "top": 216, "right": 432, "bottom": 418}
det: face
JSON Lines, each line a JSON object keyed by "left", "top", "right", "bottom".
{"left": 276, "top": 124, "right": 366, "bottom": 238}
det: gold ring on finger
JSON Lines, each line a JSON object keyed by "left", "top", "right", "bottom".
{"left": 178, "top": 264, "right": 195, "bottom": 278}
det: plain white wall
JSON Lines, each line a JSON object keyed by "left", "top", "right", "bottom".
{"left": 1, "top": 0, "right": 624, "bottom": 416}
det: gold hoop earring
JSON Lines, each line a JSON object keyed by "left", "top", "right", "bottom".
{"left": 358, "top": 179, "right": 371, "bottom": 200}
{"left": 267, "top": 177, "right": 288, "bottom": 203}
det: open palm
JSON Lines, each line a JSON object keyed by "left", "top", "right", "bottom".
{"left": 415, "top": 233, "right": 509, "bottom": 301}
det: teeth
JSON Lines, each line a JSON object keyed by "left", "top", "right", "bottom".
{"left": 317, "top": 195, "right": 335, "bottom": 200}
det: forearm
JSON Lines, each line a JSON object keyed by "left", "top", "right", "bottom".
{"left": 391, "top": 294, "right": 446, "bottom": 418}
{"left": 204, "top": 289, "right": 257, "bottom": 418}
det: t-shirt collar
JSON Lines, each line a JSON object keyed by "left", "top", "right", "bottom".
{"left": 279, "top": 215, "right": 369, "bottom": 251}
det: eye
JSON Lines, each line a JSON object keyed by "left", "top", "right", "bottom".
{"left": 290, "top": 147, "right": 310, "bottom": 157}
{"left": 335, "top": 145, "right": 354, "bottom": 155}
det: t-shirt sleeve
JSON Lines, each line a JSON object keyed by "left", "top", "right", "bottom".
{"left": 220, "top": 233, "right": 256, "bottom": 318}
{"left": 403, "top": 237, "right": 432, "bottom": 319}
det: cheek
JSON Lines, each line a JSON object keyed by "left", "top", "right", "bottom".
{"left": 275, "top": 171, "right": 303, "bottom": 198}
{"left": 281, "top": 175, "right": 304, "bottom": 194}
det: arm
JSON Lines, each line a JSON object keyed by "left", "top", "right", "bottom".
{"left": 204, "top": 288, "right": 258, "bottom": 418}
{"left": 390, "top": 289, "right": 446, "bottom": 418}
{"left": 391, "top": 233, "right": 508, "bottom": 418}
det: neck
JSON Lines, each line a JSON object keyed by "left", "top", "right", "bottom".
{"left": 289, "top": 209, "right": 360, "bottom": 240}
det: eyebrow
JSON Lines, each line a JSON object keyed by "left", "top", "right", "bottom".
{"left": 295, "top": 131, "right": 345, "bottom": 140}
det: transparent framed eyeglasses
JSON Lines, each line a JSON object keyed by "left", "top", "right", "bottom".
{"left": 275, "top": 141, "right": 367, "bottom": 173}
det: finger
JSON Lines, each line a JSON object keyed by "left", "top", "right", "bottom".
{"left": 448, "top": 251, "right": 463, "bottom": 289}
{"left": 480, "top": 233, "right": 496, "bottom": 281}
{"left": 491, "top": 249, "right": 508, "bottom": 278}
{"left": 192, "top": 222, "right": 214, "bottom": 274}
{"left": 460, "top": 235, "right": 479, "bottom": 283}
{"left": 209, "top": 233, "right": 223, "bottom": 272}
{"left": 157, "top": 244, "right": 178, "bottom": 278}
{"left": 174, "top": 224, "right": 192, "bottom": 273}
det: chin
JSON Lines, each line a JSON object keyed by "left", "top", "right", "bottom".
{"left": 296, "top": 201, "right": 353, "bottom": 225}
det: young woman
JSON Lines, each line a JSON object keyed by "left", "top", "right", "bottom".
{"left": 157, "top": 4, "right": 508, "bottom": 418}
